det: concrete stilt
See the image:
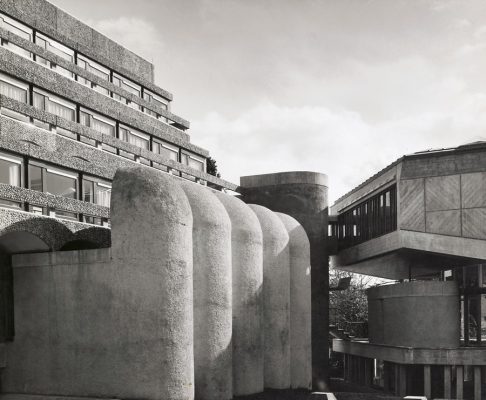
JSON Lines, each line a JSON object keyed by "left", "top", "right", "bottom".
{"left": 456, "top": 365, "right": 463, "bottom": 400}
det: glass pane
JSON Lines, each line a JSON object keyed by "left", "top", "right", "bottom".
{"left": 92, "top": 117, "right": 115, "bottom": 136}
{"left": 0, "top": 158, "right": 20, "bottom": 186}
{"left": 188, "top": 158, "right": 204, "bottom": 172}
{"left": 33, "top": 92, "right": 45, "bottom": 109}
{"left": 127, "top": 133, "right": 149, "bottom": 150}
{"left": 79, "top": 111, "right": 90, "bottom": 127}
{"left": 82, "top": 180, "right": 94, "bottom": 203}
{"left": 46, "top": 99, "right": 75, "bottom": 121}
{"left": 96, "top": 184, "right": 111, "bottom": 207}
{"left": 45, "top": 170, "right": 76, "bottom": 199}
{"left": 0, "top": 79, "right": 27, "bottom": 103}
{"left": 0, "top": 14, "right": 32, "bottom": 40}
{"left": 29, "top": 165, "right": 42, "bottom": 192}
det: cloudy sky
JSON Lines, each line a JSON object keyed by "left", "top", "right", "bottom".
{"left": 52, "top": 0, "right": 486, "bottom": 202}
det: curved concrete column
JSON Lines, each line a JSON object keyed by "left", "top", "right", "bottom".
{"left": 249, "top": 204, "right": 291, "bottom": 389}
{"left": 214, "top": 192, "right": 264, "bottom": 396}
{"left": 111, "top": 166, "right": 194, "bottom": 400}
{"left": 181, "top": 182, "right": 233, "bottom": 400}
{"left": 277, "top": 213, "right": 312, "bottom": 390}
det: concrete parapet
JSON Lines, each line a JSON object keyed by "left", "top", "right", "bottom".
{"left": 182, "top": 182, "right": 233, "bottom": 400}
{"left": 249, "top": 204, "right": 291, "bottom": 389}
{"left": 367, "top": 281, "right": 460, "bottom": 348}
{"left": 215, "top": 192, "right": 264, "bottom": 396}
{"left": 277, "top": 213, "right": 312, "bottom": 390}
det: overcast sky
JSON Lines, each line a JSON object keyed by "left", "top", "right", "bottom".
{"left": 52, "top": 0, "right": 486, "bottom": 202}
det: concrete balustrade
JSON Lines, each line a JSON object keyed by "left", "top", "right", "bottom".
{"left": 249, "top": 204, "right": 291, "bottom": 389}
{"left": 215, "top": 192, "right": 264, "bottom": 396}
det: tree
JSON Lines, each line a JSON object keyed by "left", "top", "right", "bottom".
{"left": 329, "top": 268, "right": 374, "bottom": 338}
{"left": 206, "top": 156, "right": 221, "bottom": 178}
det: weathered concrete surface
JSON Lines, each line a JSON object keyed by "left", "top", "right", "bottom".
{"left": 111, "top": 167, "right": 194, "bottom": 400}
{"left": 215, "top": 192, "right": 264, "bottom": 396}
{"left": 249, "top": 204, "right": 291, "bottom": 390}
{"left": 277, "top": 213, "right": 312, "bottom": 390}
{"left": 182, "top": 182, "right": 232, "bottom": 400}
{"left": 3, "top": 166, "right": 195, "bottom": 400}
{"left": 367, "top": 281, "right": 460, "bottom": 348}
{"left": 242, "top": 172, "right": 329, "bottom": 391}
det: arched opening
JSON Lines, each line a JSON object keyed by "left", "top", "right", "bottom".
{"left": 0, "top": 231, "right": 52, "bottom": 342}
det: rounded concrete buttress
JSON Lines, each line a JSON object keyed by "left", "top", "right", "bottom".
{"left": 110, "top": 166, "right": 194, "bottom": 400}
{"left": 249, "top": 204, "right": 291, "bottom": 389}
{"left": 214, "top": 192, "right": 264, "bottom": 396}
{"left": 181, "top": 182, "right": 233, "bottom": 400}
{"left": 276, "top": 213, "right": 312, "bottom": 390}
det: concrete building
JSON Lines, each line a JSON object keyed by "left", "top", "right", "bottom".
{"left": 0, "top": 2, "right": 322, "bottom": 400}
{"left": 330, "top": 142, "right": 486, "bottom": 399}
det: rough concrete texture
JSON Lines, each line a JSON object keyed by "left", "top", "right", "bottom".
{"left": 215, "top": 192, "right": 264, "bottom": 396}
{"left": 249, "top": 204, "right": 291, "bottom": 390}
{"left": 277, "top": 213, "right": 312, "bottom": 390}
{"left": 110, "top": 166, "right": 194, "bottom": 400}
{"left": 367, "top": 281, "right": 460, "bottom": 348}
{"left": 241, "top": 172, "right": 329, "bottom": 391}
{"left": 181, "top": 182, "right": 233, "bottom": 400}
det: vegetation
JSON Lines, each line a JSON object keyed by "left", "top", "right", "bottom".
{"left": 206, "top": 156, "right": 221, "bottom": 178}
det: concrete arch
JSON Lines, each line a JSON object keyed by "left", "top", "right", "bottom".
{"left": 0, "top": 214, "right": 75, "bottom": 253}
{"left": 109, "top": 166, "right": 195, "bottom": 400}
{"left": 214, "top": 192, "right": 264, "bottom": 396}
{"left": 249, "top": 204, "right": 291, "bottom": 389}
{"left": 181, "top": 182, "right": 232, "bottom": 400}
{"left": 67, "top": 226, "right": 111, "bottom": 249}
{"left": 276, "top": 212, "right": 312, "bottom": 390}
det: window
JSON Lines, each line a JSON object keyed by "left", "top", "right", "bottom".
{"left": 82, "top": 176, "right": 111, "bottom": 207}
{"left": 153, "top": 140, "right": 178, "bottom": 162}
{"left": 181, "top": 151, "right": 205, "bottom": 172}
{"left": 1, "top": 38, "right": 31, "bottom": 59}
{"left": 143, "top": 89, "right": 169, "bottom": 110}
{"left": 79, "top": 108, "right": 116, "bottom": 137}
{"left": 119, "top": 125, "right": 149, "bottom": 150}
{"left": 35, "top": 32, "right": 73, "bottom": 62}
{"left": 337, "top": 185, "right": 397, "bottom": 250}
{"left": 0, "top": 73, "right": 28, "bottom": 103}
{"left": 112, "top": 73, "right": 141, "bottom": 97}
{"left": 77, "top": 54, "right": 110, "bottom": 81}
{"left": 29, "top": 162, "right": 77, "bottom": 199}
{"left": 33, "top": 88, "right": 76, "bottom": 121}
{"left": 56, "top": 126, "right": 77, "bottom": 140}
{"left": 0, "top": 13, "right": 32, "bottom": 41}
{"left": 0, "top": 152, "right": 21, "bottom": 187}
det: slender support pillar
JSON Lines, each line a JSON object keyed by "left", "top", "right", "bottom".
{"left": 444, "top": 365, "right": 451, "bottom": 399}
{"left": 474, "top": 366, "right": 481, "bottom": 400}
{"left": 456, "top": 365, "right": 464, "bottom": 400}
{"left": 424, "top": 365, "right": 431, "bottom": 399}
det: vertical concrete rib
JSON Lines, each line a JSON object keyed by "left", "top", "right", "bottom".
{"left": 249, "top": 204, "right": 291, "bottom": 389}
{"left": 111, "top": 166, "right": 194, "bottom": 400}
{"left": 181, "top": 182, "right": 233, "bottom": 400}
{"left": 215, "top": 192, "right": 264, "bottom": 396}
{"left": 276, "top": 212, "right": 312, "bottom": 390}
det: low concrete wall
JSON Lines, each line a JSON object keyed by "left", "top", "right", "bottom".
{"left": 367, "top": 281, "right": 460, "bottom": 348}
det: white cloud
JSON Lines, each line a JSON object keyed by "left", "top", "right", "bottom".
{"left": 85, "top": 17, "right": 163, "bottom": 63}
{"left": 193, "top": 97, "right": 486, "bottom": 203}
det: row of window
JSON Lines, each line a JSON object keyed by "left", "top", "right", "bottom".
{"left": 337, "top": 185, "right": 397, "bottom": 250}
{"left": 0, "top": 12, "right": 174, "bottom": 126}
{"left": 0, "top": 151, "right": 110, "bottom": 225}
{"left": 0, "top": 72, "right": 206, "bottom": 172}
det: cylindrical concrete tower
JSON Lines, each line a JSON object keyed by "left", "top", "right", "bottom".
{"left": 214, "top": 192, "right": 264, "bottom": 396}
{"left": 111, "top": 166, "right": 194, "bottom": 400}
{"left": 249, "top": 204, "right": 291, "bottom": 390}
{"left": 241, "top": 172, "right": 329, "bottom": 390}
{"left": 181, "top": 182, "right": 233, "bottom": 400}
{"left": 277, "top": 212, "right": 312, "bottom": 390}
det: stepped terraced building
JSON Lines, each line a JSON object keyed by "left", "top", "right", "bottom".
{"left": 0, "top": 1, "right": 332, "bottom": 400}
